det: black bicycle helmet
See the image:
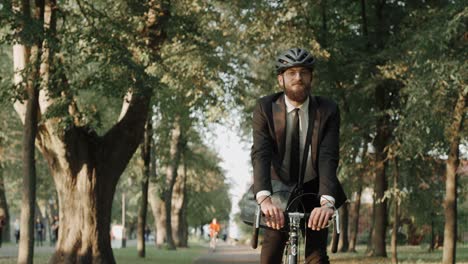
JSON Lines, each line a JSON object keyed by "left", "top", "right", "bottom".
{"left": 275, "top": 48, "right": 315, "bottom": 74}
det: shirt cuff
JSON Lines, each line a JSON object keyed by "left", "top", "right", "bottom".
{"left": 320, "top": 195, "right": 335, "bottom": 207}
{"left": 256, "top": 190, "right": 271, "bottom": 203}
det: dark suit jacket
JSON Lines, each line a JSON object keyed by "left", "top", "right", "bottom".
{"left": 251, "top": 92, "right": 347, "bottom": 208}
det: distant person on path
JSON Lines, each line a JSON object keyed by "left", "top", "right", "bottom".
{"left": 35, "top": 217, "right": 45, "bottom": 246}
{"left": 209, "top": 218, "right": 221, "bottom": 250}
{"left": 14, "top": 218, "right": 20, "bottom": 243}
{"left": 51, "top": 215, "right": 59, "bottom": 244}
{"left": 251, "top": 48, "right": 346, "bottom": 263}
{"left": 0, "top": 215, "right": 5, "bottom": 247}
{"left": 144, "top": 225, "right": 151, "bottom": 241}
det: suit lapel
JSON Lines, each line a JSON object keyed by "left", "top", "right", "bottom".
{"left": 308, "top": 95, "right": 319, "bottom": 174}
{"left": 272, "top": 94, "right": 286, "bottom": 163}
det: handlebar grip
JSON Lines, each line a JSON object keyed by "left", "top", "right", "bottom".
{"left": 331, "top": 225, "right": 339, "bottom": 253}
{"left": 251, "top": 225, "right": 259, "bottom": 249}
{"left": 251, "top": 204, "right": 261, "bottom": 249}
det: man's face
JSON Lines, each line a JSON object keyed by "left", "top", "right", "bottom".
{"left": 277, "top": 66, "right": 313, "bottom": 103}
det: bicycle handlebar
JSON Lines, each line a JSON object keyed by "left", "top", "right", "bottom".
{"left": 251, "top": 204, "right": 261, "bottom": 249}
{"left": 251, "top": 206, "right": 340, "bottom": 252}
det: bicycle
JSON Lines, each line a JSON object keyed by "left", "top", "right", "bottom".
{"left": 210, "top": 231, "right": 219, "bottom": 251}
{"left": 251, "top": 192, "right": 340, "bottom": 264}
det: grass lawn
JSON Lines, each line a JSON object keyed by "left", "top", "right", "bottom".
{"left": 1, "top": 242, "right": 467, "bottom": 263}
{"left": 330, "top": 244, "right": 468, "bottom": 264}
{"left": 0, "top": 242, "right": 207, "bottom": 264}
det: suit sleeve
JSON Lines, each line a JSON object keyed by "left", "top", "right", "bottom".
{"left": 251, "top": 101, "right": 274, "bottom": 196}
{"left": 318, "top": 105, "right": 346, "bottom": 208}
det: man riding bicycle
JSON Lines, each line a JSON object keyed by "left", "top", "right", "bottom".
{"left": 251, "top": 48, "right": 347, "bottom": 263}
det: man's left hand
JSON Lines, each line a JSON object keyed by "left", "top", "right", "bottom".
{"left": 308, "top": 206, "right": 334, "bottom": 231}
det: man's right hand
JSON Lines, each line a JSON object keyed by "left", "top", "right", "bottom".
{"left": 257, "top": 196, "right": 284, "bottom": 230}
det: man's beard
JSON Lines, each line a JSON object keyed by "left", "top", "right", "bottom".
{"left": 284, "top": 83, "right": 311, "bottom": 103}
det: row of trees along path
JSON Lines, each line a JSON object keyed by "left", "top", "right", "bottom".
{"left": 0, "top": 1, "right": 465, "bottom": 264}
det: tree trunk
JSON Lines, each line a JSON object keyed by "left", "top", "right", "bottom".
{"left": 18, "top": 80, "right": 39, "bottom": 264}
{"left": 391, "top": 158, "right": 400, "bottom": 264}
{"left": 15, "top": 41, "right": 151, "bottom": 264}
{"left": 179, "top": 158, "right": 189, "bottom": 247}
{"left": 14, "top": 0, "right": 43, "bottom": 262}
{"left": 0, "top": 165, "right": 11, "bottom": 243}
{"left": 338, "top": 202, "right": 349, "bottom": 252}
{"left": 20, "top": 91, "right": 39, "bottom": 257}
{"left": 137, "top": 118, "right": 152, "bottom": 257}
{"left": 147, "top": 144, "right": 167, "bottom": 248}
{"left": 429, "top": 212, "right": 435, "bottom": 252}
{"left": 348, "top": 188, "right": 361, "bottom": 252}
{"left": 366, "top": 0, "right": 390, "bottom": 256}
{"left": 442, "top": 87, "right": 466, "bottom": 264}
{"left": 349, "top": 141, "right": 367, "bottom": 253}
{"left": 148, "top": 181, "right": 166, "bottom": 248}
{"left": 163, "top": 119, "right": 183, "bottom": 250}
{"left": 371, "top": 80, "right": 391, "bottom": 257}
{"left": 366, "top": 198, "right": 375, "bottom": 254}
{"left": 171, "top": 166, "right": 183, "bottom": 246}
{"left": 372, "top": 145, "right": 388, "bottom": 257}
{"left": 11, "top": 1, "right": 169, "bottom": 262}
{"left": 171, "top": 152, "right": 188, "bottom": 247}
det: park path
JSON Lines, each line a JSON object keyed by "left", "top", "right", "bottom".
{"left": 193, "top": 242, "right": 260, "bottom": 264}
{"left": 0, "top": 243, "right": 55, "bottom": 258}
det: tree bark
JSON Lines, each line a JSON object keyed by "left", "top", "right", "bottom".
{"left": 348, "top": 188, "right": 361, "bottom": 252}
{"left": 0, "top": 165, "right": 11, "bottom": 243}
{"left": 171, "top": 166, "right": 182, "bottom": 246}
{"left": 171, "top": 151, "right": 188, "bottom": 247}
{"left": 148, "top": 183, "right": 166, "bottom": 248}
{"left": 370, "top": 0, "right": 391, "bottom": 257}
{"left": 391, "top": 157, "right": 400, "bottom": 264}
{"left": 137, "top": 118, "right": 152, "bottom": 257}
{"left": 366, "top": 198, "right": 375, "bottom": 254}
{"left": 371, "top": 79, "right": 391, "bottom": 257}
{"left": 147, "top": 148, "right": 167, "bottom": 248}
{"left": 18, "top": 76, "right": 39, "bottom": 263}
{"left": 349, "top": 141, "right": 367, "bottom": 253}
{"left": 442, "top": 87, "right": 466, "bottom": 264}
{"left": 163, "top": 119, "right": 184, "bottom": 250}
{"left": 14, "top": 0, "right": 43, "bottom": 262}
{"left": 179, "top": 158, "right": 189, "bottom": 247}
{"left": 338, "top": 202, "right": 349, "bottom": 252}
{"left": 44, "top": 89, "right": 150, "bottom": 263}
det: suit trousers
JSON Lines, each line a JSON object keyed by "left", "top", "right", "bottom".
{"left": 260, "top": 227, "right": 329, "bottom": 264}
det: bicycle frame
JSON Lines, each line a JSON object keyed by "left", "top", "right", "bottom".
{"left": 285, "top": 212, "right": 307, "bottom": 264}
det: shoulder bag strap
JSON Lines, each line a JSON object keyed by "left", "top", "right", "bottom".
{"left": 297, "top": 99, "right": 321, "bottom": 190}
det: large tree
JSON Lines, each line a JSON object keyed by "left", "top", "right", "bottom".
{"left": 5, "top": 0, "right": 170, "bottom": 262}
{"left": 396, "top": 4, "right": 467, "bottom": 262}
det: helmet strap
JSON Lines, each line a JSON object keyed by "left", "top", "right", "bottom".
{"left": 281, "top": 74, "right": 286, "bottom": 90}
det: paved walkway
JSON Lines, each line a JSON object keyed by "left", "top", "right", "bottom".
{"left": 193, "top": 242, "right": 260, "bottom": 264}
{"left": 1, "top": 241, "right": 261, "bottom": 263}
{"left": 0, "top": 243, "right": 55, "bottom": 258}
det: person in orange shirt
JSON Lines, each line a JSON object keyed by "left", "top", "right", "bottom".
{"left": 209, "top": 218, "right": 221, "bottom": 250}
